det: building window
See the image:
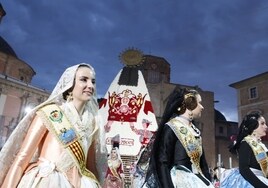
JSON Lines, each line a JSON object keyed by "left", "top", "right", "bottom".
{"left": 219, "top": 126, "right": 224, "bottom": 134}
{"left": 249, "top": 87, "right": 257, "bottom": 99}
{"left": 148, "top": 70, "right": 160, "bottom": 83}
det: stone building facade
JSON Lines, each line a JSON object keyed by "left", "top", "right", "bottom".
{"left": 0, "top": 37, "right": 49, "bottom": 149}
{"left": 214, "top": 111, "right": 239, "bottom": 168}
{"left": 230, "top": 72, "right": 268, "bottom": 123}
{"left": 224, "top": 71, "right": 268, "bottom": 168}
{"left": 230, "top": 72, "right": 268, "bottom": 141}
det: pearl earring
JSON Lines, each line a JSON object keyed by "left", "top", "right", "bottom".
{"left": 67, "top": 92, "right": 73, "bottom": 102}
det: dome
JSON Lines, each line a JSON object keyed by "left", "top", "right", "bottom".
{"left": 215, "top": 109, "right": 227, "bottom": 121}
{"left": 0, "top": 36, "right": 35, "bottom": 83}
{"left": 0, "top": 36, "right": 17, "bottom": 58}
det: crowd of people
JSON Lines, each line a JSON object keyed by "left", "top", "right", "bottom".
{"left": 0, "top": 63, "right": 267, "bottom": 188}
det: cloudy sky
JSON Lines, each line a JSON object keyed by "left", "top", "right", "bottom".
{"left": 1, "top": 0, "right": 268, "bottom": 122}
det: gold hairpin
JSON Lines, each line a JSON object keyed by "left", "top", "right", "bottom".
{"left": 184, "top": 93, "right": 195, "bottom": 99}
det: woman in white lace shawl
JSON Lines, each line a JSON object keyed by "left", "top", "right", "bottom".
{"left": 0, "top": 63, "right": 107, "bottom": 188}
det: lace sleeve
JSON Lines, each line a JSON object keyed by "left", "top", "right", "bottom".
{"left": 94, "top": 115, "right": 108, "bottom": 185}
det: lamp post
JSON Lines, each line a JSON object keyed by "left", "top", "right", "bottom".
{"left": 18, "top": 92, "right": 30, "bottom": 121}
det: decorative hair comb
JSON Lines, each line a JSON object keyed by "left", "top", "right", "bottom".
{"left": 184, "top": 93, "right": 195, "bottom": 100}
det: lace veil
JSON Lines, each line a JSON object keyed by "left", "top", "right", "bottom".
{"left": 0, "top": 63, "right": 107, "bottom": 184}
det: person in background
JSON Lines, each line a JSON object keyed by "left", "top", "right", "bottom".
{"left": 103, "top": 142, "right": 125, "bottom": 188}
{"left": 132, "top": 146, "right": 151, "bottom": 188}
{"left": 0, "top": 63, "right": 107, "bottom": 188}
{"left": 220, "top": 113, "right": 268, "bottom": 188}
{"left": 212, "top": 166, "right": 225, "bottom": 188}
{"left": 144, "top": 87, "right": 213, "bottom": 188}
{"left": 130, "top": 119, "right": 155, "bottom": 146}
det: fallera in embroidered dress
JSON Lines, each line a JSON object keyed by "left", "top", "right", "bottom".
{"left": 220, "top": 135, "right": 268, "bottom": 188}
{"left": 103, "top": 159, "right": 124, "bottom": 188}
{"left": 168, "top": 117, "right": 214, "bottom": 188}
{"left": 17, "top": 102, "right": 99, "bottom": 188}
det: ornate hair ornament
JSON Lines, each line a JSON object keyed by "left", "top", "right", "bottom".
{"left": 243, "top": 125, "right": 248, "bottom": 131}
{"left": 243, "top": 114, "right": 257, "bottom": 122}
{"left": 184, "top": 92, "right": 195, "bottom": 100}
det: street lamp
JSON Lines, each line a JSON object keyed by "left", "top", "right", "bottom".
{"left": 25, "top": 106, "right": 33, "bottom": 114}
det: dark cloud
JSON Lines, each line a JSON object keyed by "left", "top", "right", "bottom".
{"left": 1, "top": 0, "right": 268, "bottom": 122}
